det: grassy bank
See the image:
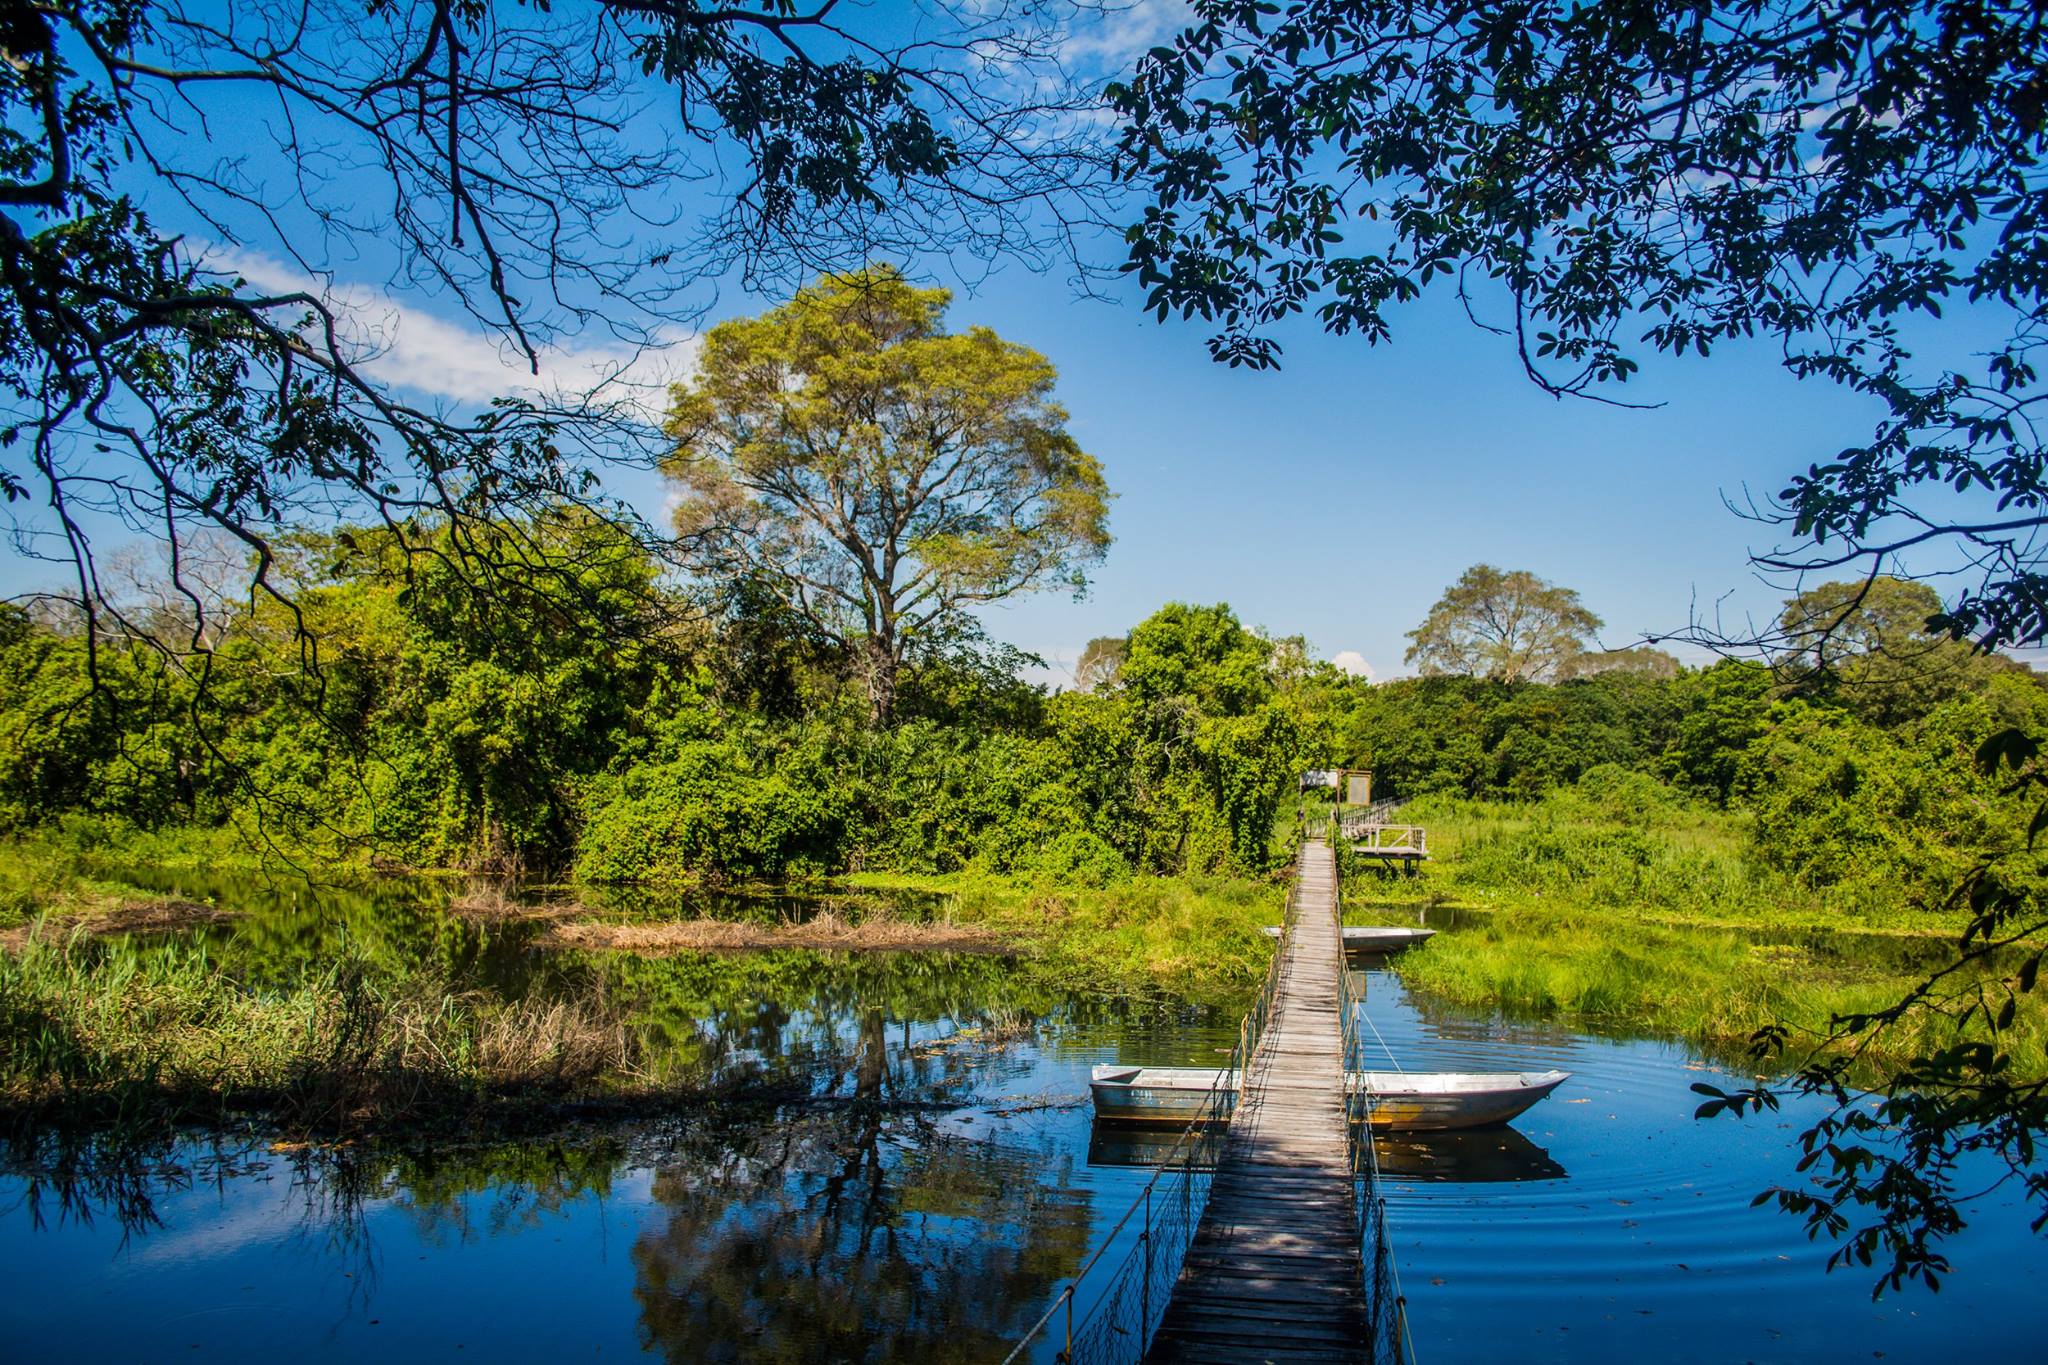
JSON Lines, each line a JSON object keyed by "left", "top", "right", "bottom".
{"left": 1355, "top": 783, "right": 2044, "bottom": 1072}
{"left": 0, "top": 933, "right": 636, "bottom": 1137}
{"left": 1344, "top": 781, "right": 1987, "bottom": 935}
{"left": 1392, "top": 909, "right": 2048, "bottom": 1072}
{"left": 0, "top": 825, "right": 1285, "bottom": 1136}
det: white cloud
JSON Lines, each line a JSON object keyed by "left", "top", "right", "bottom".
{"left": 213, "top": 250, "right": 696, "bottom": 416}
{"left": 1062, "top": 0, "right": 1193, "bottom": 66}
{"left": 1330, "top": 650, "right": 1375, "bottom": 681}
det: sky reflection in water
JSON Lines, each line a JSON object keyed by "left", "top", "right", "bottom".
{"left": 1, "top": 921, "right": 2043, "bottom": 1362}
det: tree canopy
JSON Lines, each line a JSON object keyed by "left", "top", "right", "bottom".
{"left": 1405, "top": 565, "right": 1604, "bottom": 683}
{"left": 0, "top": 0, "right": 1108, "bottom": 675}
{"left": 1108, "top": 0, "right": 2048, "bottom": 652}
{"left": 1775, "top": 576, "right": 2014, "bottom": 723}
{"left": 662, "top": 268, "right": 1112, "bottom": 721}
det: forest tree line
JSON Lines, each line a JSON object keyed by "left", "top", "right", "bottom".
{"left": 4, "top": 515, "right": 2043, "bottom": 920}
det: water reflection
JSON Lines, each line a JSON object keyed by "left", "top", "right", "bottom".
{"left": 1086, "top": 1122, "right": 1217, "bottom": 1172}
{"left": 1086, "top": 1119, "right": 1565, "bottom": 1184}
{"left": 6, "top": 879, "right": 2044, "bottom": 1363}
{"left": 0, "top": 960, "right": 1183, "bottom": 1363}
{"left": 1371, "top": 1129, "right": 1565, "bottom": 1183}
{"left": 632, "top": 1113, "right": 1092, "bottom": 1362}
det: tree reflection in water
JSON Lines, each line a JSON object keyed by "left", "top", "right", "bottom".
{"left": 0, "top": 947, "right": 1118, "bottom": 1361}
{"left": 631, "top": 1006, "right": 1095, "bottom": 1363}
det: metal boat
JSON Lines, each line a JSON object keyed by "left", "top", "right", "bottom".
{"left": 1089, "top": 1064, "right": 1568, "bottom": 1132}
{"left": 1346, "top": 1069, "right": 1570, "bottom": 1131}
{"left": 1087, "top": 1066, "right": 1239, "bottom": 1125}
{"left": 1260, "top": 925, "right": 1437, "bottom": 950}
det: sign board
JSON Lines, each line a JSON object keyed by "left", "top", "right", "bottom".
{"left": 1300, "top": 770, "right": 1339, "bottom": 790}
{"left": 1345, "top": 772, "right": 1372, "bottom": 806}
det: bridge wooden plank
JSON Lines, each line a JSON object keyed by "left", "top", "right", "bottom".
{"left": 1146, "top": 839, "right": 1369, "bottom": 1363}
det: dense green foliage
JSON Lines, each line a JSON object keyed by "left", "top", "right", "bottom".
{"left": 7, "top": 530, "right": 2046, "bottom": 921}
{"left": 1340, "top": 627, "right": 2048, "bottom": 918}
{"left": 0, "top": 521, "right": 1321, "bottom": 884}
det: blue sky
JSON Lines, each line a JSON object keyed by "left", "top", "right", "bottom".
{"left": 579, "top": 254, "right": 1895, "bottom": 687}
{"left": 6, "top": 0, "right": 2016, "bottom": 688}
{"left": 918, "top": 263, "right": 1877, "bottom": 687}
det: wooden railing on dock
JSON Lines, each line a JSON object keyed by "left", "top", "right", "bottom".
{"left": 1002, "top": 886, "right": 1292, "bottom": 1365}
{"left": 1146, "top": 839, "right": 1378, "bottom": 1361}
{"left": 1344, "top": 822, "right": 1428, "bottom": 859}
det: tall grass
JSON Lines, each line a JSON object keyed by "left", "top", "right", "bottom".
{"left": 1359, "top": 783, "right": 1959, "bottom": 935}
{"left": 848, "top": 871, "right": 1280, "bottom": 1002}
{"left": 1365, "top": 776, "right": 2047, "bottom": 1073}
{"left": 0, "top": 932, "right": 631, "bottom": 1136}
{"left": 1396, "top": 909, "right": 2048, "bottom": 1075}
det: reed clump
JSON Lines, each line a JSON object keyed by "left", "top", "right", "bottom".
{"left": 0, "top": 899, "right": 235, "bottom": 951}
{"left": 0, "top": 935, "right": 634, "bottom": 1137}
{"left": 446, "top": 885, "right": 583, "bottom": 922}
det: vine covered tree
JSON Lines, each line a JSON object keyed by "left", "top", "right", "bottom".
{"left": 663, "top": 267, "right": 1112, "bottom": 721}
{"left": 1775, "top": 577, "right": 2012, "bottom": 723}
{"left": 1405, "top": 565, "right": 1602, "bottom": 683}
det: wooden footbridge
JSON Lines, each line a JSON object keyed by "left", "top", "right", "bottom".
{"left": 1006, "top": 829, "right": 1411, "bottom": 1365}
{"left": 1148, "top": 839, "right": 1371, "bottom": 1361}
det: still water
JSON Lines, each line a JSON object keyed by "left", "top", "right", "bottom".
{"left": 0, "top": 887, "right": 2042, "bottom": 1362}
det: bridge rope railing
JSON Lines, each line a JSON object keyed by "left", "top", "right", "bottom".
{"left": 1002, "top": 873, "right": 1295, "bottom": 1365}
{"left": 1337, "top": 911, "right": 1417, "bottom": 1364}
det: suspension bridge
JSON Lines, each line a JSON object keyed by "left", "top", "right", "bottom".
{"left": 1148, "top": 838, "right": 1370, "bottom": 1359}
{"left": 1005, "top": 826, "right": 1411, "bottom": 1364}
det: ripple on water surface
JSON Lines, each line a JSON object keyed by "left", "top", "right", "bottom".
{"left": 0, "top": 913, "right": 2042, "bottom": 1363}
{"left": 1354, "top": 965, "right": 2044, "bottom": 1364}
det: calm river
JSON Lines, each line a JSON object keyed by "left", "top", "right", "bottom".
{"left": 0, "top": 879, "right": 2040, "bottom": 1361}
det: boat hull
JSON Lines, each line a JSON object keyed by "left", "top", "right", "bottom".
{"left": 1087, "top": 1066, "right": 1237, "bottom": 1126}
{"left": 1348, "top": 1070, "right": 1569, "bottom": 1132}
{"left": 1089, "top": 1065, "right": 1568, "bottom": 1133}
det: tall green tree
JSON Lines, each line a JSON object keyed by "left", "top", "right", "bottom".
{"left": 663, "top": 268, "right": 1112, "bottom": 722}
{"left": 1777, "top": 577, "right": 2010, "bottom": 725}
{"left": 1, "top": 0, "right": 1106, "bottom": 680}
{"left": 1405, "top": 565, "right": 1603, "bottom": 683}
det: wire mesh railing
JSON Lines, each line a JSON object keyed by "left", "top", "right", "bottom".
{"left": 1002, "top": 881, "right": 1294, "bottom": 1365}
{"left": 1337, "top": 913, "right": 1417, "bottom": 1365}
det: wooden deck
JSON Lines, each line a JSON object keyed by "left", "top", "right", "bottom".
{"left": 1147, "top": 839, "right": 1367, "bottom": 1363}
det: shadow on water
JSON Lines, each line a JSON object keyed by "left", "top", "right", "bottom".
{"left": 1085, "top": 1119, "right": 1567, "bottom": 1184}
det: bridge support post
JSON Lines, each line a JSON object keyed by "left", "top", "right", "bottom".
{"left": 1141, "top": 1184, "right": 1153, "bottom": 1356}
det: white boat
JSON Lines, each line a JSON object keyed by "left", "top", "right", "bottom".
{"left": 1087, "top": 1066, "right": 1239, "bottom": 1125}
{"left": 1348, "top": 1069, "right": 1570, "bottom": 1131}
{"left": 1089, "top": 1064, "right": 1568, "bottom": 1132}
{"left": 1261, "top": 925, "right": 1436, "bottom": 950}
